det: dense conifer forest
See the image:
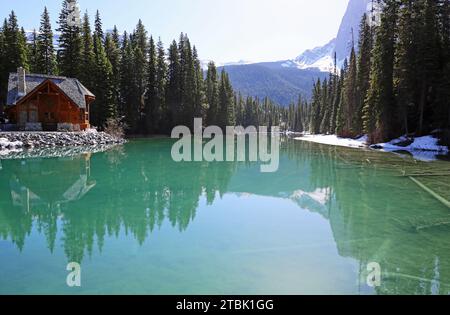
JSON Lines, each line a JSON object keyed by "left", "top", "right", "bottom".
{"left": 307, "top": 0, "right": 450, "bottom": 145}
{"left": 0, "top": 0, "right": 449, "bottom": 146}
{"left": 0, "top": 0, "right": 291, "bottom": 135}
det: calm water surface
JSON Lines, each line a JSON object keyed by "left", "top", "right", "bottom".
{"left": 0, "top": 138, "right": 449, "bottom": 294}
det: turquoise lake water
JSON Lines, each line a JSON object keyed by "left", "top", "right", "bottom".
{"left": 0, "top": 138, "right": 449, "bottom": 294}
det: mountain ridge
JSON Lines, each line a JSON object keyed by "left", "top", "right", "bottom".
{"left": 215, "top": 0, "right": 375, "bottom": 106}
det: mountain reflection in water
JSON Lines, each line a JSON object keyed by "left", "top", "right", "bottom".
{"left": 0, "top": 138, "right": 450, "bottom": 295}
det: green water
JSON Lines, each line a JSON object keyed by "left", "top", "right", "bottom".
{"left": 1, "top": 138, "right": 450, "bottom": 295}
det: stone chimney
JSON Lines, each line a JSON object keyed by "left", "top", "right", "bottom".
{"left": 17, "top": 67, "right": 27, "bottom": 96}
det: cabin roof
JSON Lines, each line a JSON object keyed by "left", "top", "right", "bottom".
{"left": 6, "top": 72, "right": 94, "bottom": 109}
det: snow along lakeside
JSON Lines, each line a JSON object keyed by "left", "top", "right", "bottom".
{"left": 294, "top": 134, "right": 449, "bottom": 162}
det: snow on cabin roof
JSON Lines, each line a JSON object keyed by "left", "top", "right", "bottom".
{"left": 6, "top": 72, "right": 95, "bottom": 109}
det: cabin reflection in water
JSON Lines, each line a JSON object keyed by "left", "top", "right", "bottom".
{"left": 0, "top": 140, "right": 450, "bottom": 294}
{"left": 8, "top": 154, "right": 95, "bottom": 212}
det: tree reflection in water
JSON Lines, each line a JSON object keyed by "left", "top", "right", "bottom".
{"left": 0, "top": 138, "right": 449, "bottom": 294}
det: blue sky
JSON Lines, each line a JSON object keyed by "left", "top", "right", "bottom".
{"left": 0, "top": 0, "right": 349, "bottom": 64}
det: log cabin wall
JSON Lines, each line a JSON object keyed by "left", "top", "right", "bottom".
{"left": 7, "top": 81, "right": 91, "bottom": 131}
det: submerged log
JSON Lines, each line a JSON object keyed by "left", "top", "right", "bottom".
{"left": 397, "top": 173, "right": 450, "bottom": 177}
{"left": 409, "top": 176, "right": 450, "bottom": 209}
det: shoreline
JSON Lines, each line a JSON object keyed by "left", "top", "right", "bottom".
{"left": 294, "top": 134, "right": 450, "bottom": 162}
{"left": 0, "top": 131, "right": 126, "bottom": 155}
{"left": 125, "top": 134, "right": 170, "bottom": 140}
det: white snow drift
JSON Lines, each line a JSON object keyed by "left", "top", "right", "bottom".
{"left": 294, "top": 135, "right": 368, "bottom": 148}
{"left": 294, "top": 134, "right": 449, "bottom": 162}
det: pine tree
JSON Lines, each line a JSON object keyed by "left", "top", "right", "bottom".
{"left": 79, "top": 12, "right": 95, "bottom": 88}
{"left": 166, "top": 40, "right": 182, "bottom": 127}
{"left": 416, "top": 0, "right": 441, "bottom": 135}
{"left": 112, "top": 25, "right": 121, "bottom": 47}
{"left": 105, "top": 30, "right": 121, "bottom": 120}
{"left": 36, "top": 7, "right": 57, "bottom": 75}
{"left": 318, "top": 78, "right": 330, "bottom": 133}
{"left": 89, "top": 10, "right": 117, "bottom": 126}
{"left": 322, "top": 75, "right": 337, "bottom": 134}
{"left": 295, "top": 97, "right": 305, "bottom": 132}
{"left": 155, "top": 38, "right": 167, "bottom": 133}
{"left": 205, "top": 62, "right": 219, "bottom": 126}
{"left": 144, "top": 36, "right": 157, "bottom": 133}
{"left": 329, "top": 54, "right": 341, "bottom": 134}
{"left": 91, "top": 35, "right": 115, "bottom": 128}
{"left": 218, "top": 69, "right": 235, "bottom": 129}
{"left": 394, "top": 0, "right": 416, "bottom": 136}
{"left": 345, "top": 45, "right": 358, "bottom": 136}
{"left": 363, "top": 0, "right": 398, "bottom": 142}
{"left": 356, "top": 13, "right": 372, "bottom": 135}
{"left": 20, "top": 27, "right": 29, "bottom": 69}
{"left": 120, "top": 33, "right": 140, "bottom": 131}
{"left": 127, "top": 21, "right": 148, "bottom": 133}
{"left": 193, "top": 46, "right": 205, "bottom": 120}
{"left": 0, "top": 12, "right": 28, "bottom": 105}
{"left": 133, "top": 19, "right": 147, "bottom": 54}
{"left": 93, "top": 10, "right": 105, "bottom": 69}
{"left": 235, "top": 92, "right": 244, "bottom": 126}
{"left": 4, "top": 11, "right": 28, "bottom": 71}
{"left": 57, "top": 0, "right": 82, "bottom": 77}
{"left": 244, "top": 96, "right": 253, "bottom": 127}
{"left": 94, "top": 10, "right": 104, "bottom": 42}
{"left": 336, "top": 60, "right": 348, "bottom": 135}
{"left": 133, "top": 46, "right": 147, "bottom": 133}
{"left": 0, "top": 21, "right": 6, "bottom": 106}
{"left": 28, "top": 30, "right": 39, "bottom": 73}
{"left": 179, "top": 34, "right": 196, "bottom": 128}
{"left": 309, "top": 78, "right": 322, "bottom": 134}
{"left": 436, "top": 0, "right": 450, "bottom": 132}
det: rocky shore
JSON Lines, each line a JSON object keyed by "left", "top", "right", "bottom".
{"left": 0, "top": 131, "right": 126, "bottom": 151}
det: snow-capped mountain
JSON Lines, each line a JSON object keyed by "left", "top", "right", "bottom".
{"left": 286, "top": 39, "right": 336, "bottom": 72}
{"left": 213, "top": 1, "right": 380, "bottom": 73}
{"left": 201, "top": 59, "right": 254, "bottom": 71}
{"left": 287, "top": 0, "right": 373, "bottom": 72}
{"left": 215, "top": 0, "right": 381, "bottom": 105}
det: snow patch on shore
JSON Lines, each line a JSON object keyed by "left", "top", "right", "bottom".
{"left": 372, "top": 135, "right": 449, "bottom": 162}
{"left": 373, "top": 136, "right": 448, "bottom": 153}
{"left": 294, "top": 134, "right": 368, "bottom": 148}
{"left": 294, "top": 134, "right": 449, "bottom": 162}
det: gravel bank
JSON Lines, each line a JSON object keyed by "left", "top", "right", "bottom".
{"left": 0, "top": 131, "right": 125, "bottom": 150}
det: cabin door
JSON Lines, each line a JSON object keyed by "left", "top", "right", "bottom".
{"left": 19, "top": 111, "right": 27, "bottom": 125}
{"left": 28, "top": 104, "right": 38, "bottom": 123}
{"left": 40, "top": 95, "right": 58, "bottom": 131}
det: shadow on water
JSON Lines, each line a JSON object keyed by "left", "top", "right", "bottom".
{"left": 0, "top": 137, "right": 450, "bottom": 294}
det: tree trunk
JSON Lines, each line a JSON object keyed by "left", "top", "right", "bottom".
{"left": 418, "top": 82, "right": 426, "bottom": 136}
{"left": 404, "top": 112, "right": 409, "bottom": 136}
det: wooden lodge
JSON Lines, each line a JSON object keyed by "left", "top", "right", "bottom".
{"left": 5, "top": 67, "right": 95, "bottom": 131}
